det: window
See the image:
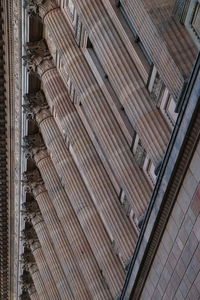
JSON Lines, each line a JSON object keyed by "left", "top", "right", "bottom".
{"left": 148, "top": 65, "right": 165, "bottom": 105}
{"left": 143, "top": 155, "right": 157, "bottom": 185}
{"left": 131, "top": 133, "right": 147, "bottom": 168}
{"left": 160, "top": 88, "right": 178, "bottom": 126}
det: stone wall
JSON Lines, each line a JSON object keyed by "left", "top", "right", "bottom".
{"left": 140, "top": 140, "right": 200, "bottom": 299}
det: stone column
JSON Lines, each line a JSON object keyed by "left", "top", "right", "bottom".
{"left": 23, "top": 55, "right": 138, "bottom": 261}
{"left": 23, "top": 172, "right": 91, "bottom": 300}
{"left": 60, "top": 0, "right": 171, "bottom": 163}
{"left": 24, "top": 32, "right": 151, "bottom": 224}
{"left": 23, "top": 129, "right": 125, "bottom": 298}
{"left": 21, "top": 249, "right": 49, "bottom": 300}
{"left": 38, "top": 53, "right": 138, "bottom": 243}
{"left": 22, "top": 225, "right": 61, "bottom": 299}
{"left": 23, "top": 206, "right": 74, "bottom": 300}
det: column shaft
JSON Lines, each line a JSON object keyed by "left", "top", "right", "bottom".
{"left": 33, "top": 185, "right": 91, "bottom": 299}
{"left": 32, "top": 218, "right": 74, "bottom": 299}
{"left": 31, "top": 245, "right": 61, "bottom": 299}
{"left": 33, "top": 152, "right": 113, "bottom": 298}
{"left": 34, "top": 140, "right": 124, "bottom": 297}
{"left": 30, "top": 270, "right": 49, "bottom": 300}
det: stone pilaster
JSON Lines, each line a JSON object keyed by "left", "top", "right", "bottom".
{"left": 23, "top": 129, "right": 124, "bottom": 297}
{"left": 23, "top": 171, "right": 92, "bottom": 300}
{"left": 21, "top": 224, "right": 61, "bottom": 299}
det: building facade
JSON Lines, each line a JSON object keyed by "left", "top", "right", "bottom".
{"left": 0, "top": 0, "right": 199, "bottom": 299}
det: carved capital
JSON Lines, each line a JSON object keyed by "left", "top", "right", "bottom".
{"left": 19, "top": 290, "right": 30, "bottom": 300}
{"left": 24, "top": 0, "right": 44, "bottom": 17}
{"left": 24, "top": 0, "right": 58, "bottom": 19}
{"left": 23, "top": 90, "right": 48, "bottom": 120}
{"left": 23, "top": 90, "right": 51, "bottom": 123}
{"left": 23, "top": 168, "right": 45, "bottom": 197}
{"left": 22, "top": 200, "right": 41, "bottom": 223}
{"left": 20, "top": 270, "right": 34, "bottom": 293}
{"left": 21, "top": 224, "right": 39, "bottom": 247}
{"left": 25, "top": 39, "right": 50, "bottom": 58}
{"left": 23, "top": 132, "right": 46, "bottom": 159}
{"left": 23, "top": 40, "right": 54, "bottom": 76}
{"left": 21, "top": 247, "right": 35, "bottom": 267}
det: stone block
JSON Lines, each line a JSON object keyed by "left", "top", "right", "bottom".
{"left": 190, "top": 150, "right": 200, "bottom": 181}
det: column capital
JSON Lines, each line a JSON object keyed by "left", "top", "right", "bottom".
{"left": 23, "top": 168, "right": 46, "bottom": 198}
{"left": 21, "top": 223, "right": 40, "bottom": 250}
{"left": 24, "top": 0, "right": 58, "bottom": 19}
{"left": 21, "top": 247, "right": 36, "bottom": 270}
{"left": 20, "top": 270, "right": 34, "bottom": 294}
{"left": 23, "top": 39, "right": 55, "bottom": 77}
{"left": 22, "top": 200, "right": 44, "bottom": 226}
{"left": 23, "top": 132, "right": 46, "bottom": 159}
{"left": 23, "top": 90, "right": 52, "bottom": 124}
{"left": 23, "top": 90, "right": 49, "bottom": 119}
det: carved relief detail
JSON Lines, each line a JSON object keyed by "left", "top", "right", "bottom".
{"left": 23, "top": 132, "right": 46, "bottom": 160}
{"left": 23, "top": 39, "right": 54, "bottom": 76}
{"left": 21, "top": 224, "right": 41, "bottom": 252}
{"left": 23, "top": 90, "right": 49, "bottom": 118}
{"left": 21, "top": 200, "right": 44, "bottom": 228}
{"left": 22, "top": 168, "right": 46, "bottom": 198}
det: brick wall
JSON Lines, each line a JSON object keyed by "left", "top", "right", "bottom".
{"left": 140, "top": 140, "right": 200, "bottom": 299}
